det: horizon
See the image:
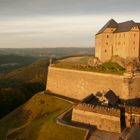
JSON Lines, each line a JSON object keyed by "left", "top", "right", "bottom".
{"left": 0, "top": 0, "right": 140, "bottom": 48}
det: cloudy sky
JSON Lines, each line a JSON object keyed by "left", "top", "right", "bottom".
{"left": 0, "top": 0, "right": 140, "bottom": 48}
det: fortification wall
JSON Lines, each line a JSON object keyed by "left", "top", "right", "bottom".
{"left": 129, "top": 75, "right": 140, "bottom": 98}
{"left": 125, "top": 106, "right": 140, "bottom": 128}
{"left": 47, "top": 67, "right": 139, "bottom": 100}
{"left": 72, "top": 104, "right": 121, "bottom": 133}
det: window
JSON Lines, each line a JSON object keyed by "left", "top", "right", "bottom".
{"left": 118, "top": 42, "right": 121, "bottom": 45}
{"left": 124, "top": 34, "right": 125, "bottom": 37}
{"left": 107, "top": 35, "right": 109, "bottom": 38}
{"left": 106, "top": 42, "right": 108, "bottom": 45}
{"left": 134, "top": 34, "right": 136, "bottom": 37}
{"left": 105, "top": 49, "right": 107, "bottom": 52}
{"left": 133, "top": 41, "right": 135, "bottom": 45}
{"left": 124, "top": 42, "right": 125, "bottom": 45}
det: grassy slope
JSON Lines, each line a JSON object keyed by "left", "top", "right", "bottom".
{"left": 54, "top": 56, "right": 125, "bottom": 75}
{"left": 0, "top": 93, "right": 86, "bottom": 140}
{"left": 0, "top": 59, "right": 49, "bottom": 87}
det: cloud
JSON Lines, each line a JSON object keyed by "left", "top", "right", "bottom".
{"left": 0, "top": 0, "right": 140, "bottom": 17}
{"left": 0, "top": 0, "right": 140, "bottom": 48}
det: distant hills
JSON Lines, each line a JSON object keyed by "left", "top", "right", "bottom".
{"left": 0, "top": 55, "right": 39, "bottom": 73}
{"left": 0, "top": 47, "right": 94, "bottom": 58}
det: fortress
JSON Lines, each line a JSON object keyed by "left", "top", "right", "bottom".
{"left": 96, "top": 19, "right": 140, "bottom": 62}
{"left": 46, "top": 19, "right": 140, "bottom": 133}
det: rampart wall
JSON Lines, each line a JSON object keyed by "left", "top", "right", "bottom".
{"left": 46, "top": 67, "right": 140, "bottom": 100}
{"left": 72, "top": 103, "right": 121, "bottom": 133}
{"left": 125, "top": 106, "right": 140, "bottom": 128}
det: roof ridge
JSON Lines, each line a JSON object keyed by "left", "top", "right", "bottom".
{"left": 118, "top": 20, "right": 135, "bottom": 24}
{"left": 96, "top": 19, "right": 139, "bottom": 34}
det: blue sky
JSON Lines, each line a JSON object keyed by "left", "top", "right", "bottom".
{"left": 0, "top": 0, "right": 140, "bottom": 48}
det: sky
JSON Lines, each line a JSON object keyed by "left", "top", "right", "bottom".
{"left": 0, "top": 0, "right": 140, "bottom": 48}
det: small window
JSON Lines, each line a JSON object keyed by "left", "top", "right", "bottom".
{"left": 107, "top": 35, "right": 109, "bottom": 38}
{"left": 134, "top": 47, "right": 135, "bottom": 50}
{"left": 118, "top": 42, "right": 121, "bottom": 45}
{"left": 106, "top": 42, "right": 108, "bottom": 45}
{"left": 124, "top": 42, "right": 125, "bottom": 45}
{"left": 105, "top": 49, "right": 107, "bottom": 52}
{"left": 134, "top": 34, "right": 136, "bottom": 37}
{"left": 133, "top": 41, "right": 135, "bottom": 45}
{"left": 124, "top": 34, "right": 125, "bottom": 37}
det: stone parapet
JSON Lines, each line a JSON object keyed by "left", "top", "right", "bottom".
{"left": 74, "top": 103, "right": 120, "bottom": 117}
{"left": 125, "top": 106, "right": 140, "bottom": 114}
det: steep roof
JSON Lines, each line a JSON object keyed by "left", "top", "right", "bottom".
{"left": 114, "top": 20, "right": 135, "bottom": 33}
{"left": 104, "top": 90, "right": 118, "bottom": 106}
{"left": 97, "top": 19, "right": 118, "bottom": 34}
{"left": 96, "top": 19, "right": 140, "bottom": 35}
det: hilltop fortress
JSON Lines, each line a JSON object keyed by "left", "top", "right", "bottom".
{"left": 47, "top": 19, "right": 140, "bottom": 100}
{"left": 96, "top": 19, "right": 140, "bottom": 62}
{"left": 46, "top": 19, "right": 140, "bottom": 133}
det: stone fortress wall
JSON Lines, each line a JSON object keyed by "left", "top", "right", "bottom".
{"left": 125, "top": 106, "right": 140, "bottom": 128}
{"left": 72, "top": 103, "right": 121, "bottom": 133}
{"left": 46, "top": 66, "right": 140, "bottom": 100}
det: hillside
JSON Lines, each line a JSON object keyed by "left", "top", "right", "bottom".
{"left": 0, "top": 55, "right": 38, "bottom": 73}
{"left": 0, "top": 59, "right": 49, "bottom": 118}
{"left": 0, "top": 59, "right": 49, "bottom": 88}
{"left": 0, "top": 93, "right": 86, "bottom": 140}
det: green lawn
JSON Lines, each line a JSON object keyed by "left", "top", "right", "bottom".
{"left": 0, "top": 93, "right": 86, "bottom": 140}
{"left": 54, "top": 56, "right": 125, "bottom": 75}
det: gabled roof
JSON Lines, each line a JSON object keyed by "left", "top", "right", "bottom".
{"left": 96, "top": 19, "right": 118, "bottom": 34}
{"left": 96, "top": 19, "right": 140, "bottom": 35}
{"left": 114, "top": 20, "right": 135, "bottom": 33}
{"left": 104, "top": 90, "right": 118, "bottom": 106}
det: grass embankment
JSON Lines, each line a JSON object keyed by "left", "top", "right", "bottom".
{"left": 0, "top": 93, "right": 86, "bottom": 140}
{"left": 54, "top": 56, "right": 125, "bottom": 75}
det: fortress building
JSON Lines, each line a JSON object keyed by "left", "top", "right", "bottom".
{"left": 95, "top": 19, "right": 140, "bottom": 61}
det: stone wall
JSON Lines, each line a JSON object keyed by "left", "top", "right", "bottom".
{"left": 95, "top": 28, "right": 140, "bottom": 62}
{"left": 46, "top": 67, "right": 140, "bottom": 100}
{"left": 72, "top": 103, "right": 121, "bottom": 133}
{"left": 125, "top": 106, "right": 140, "bottom": 128}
